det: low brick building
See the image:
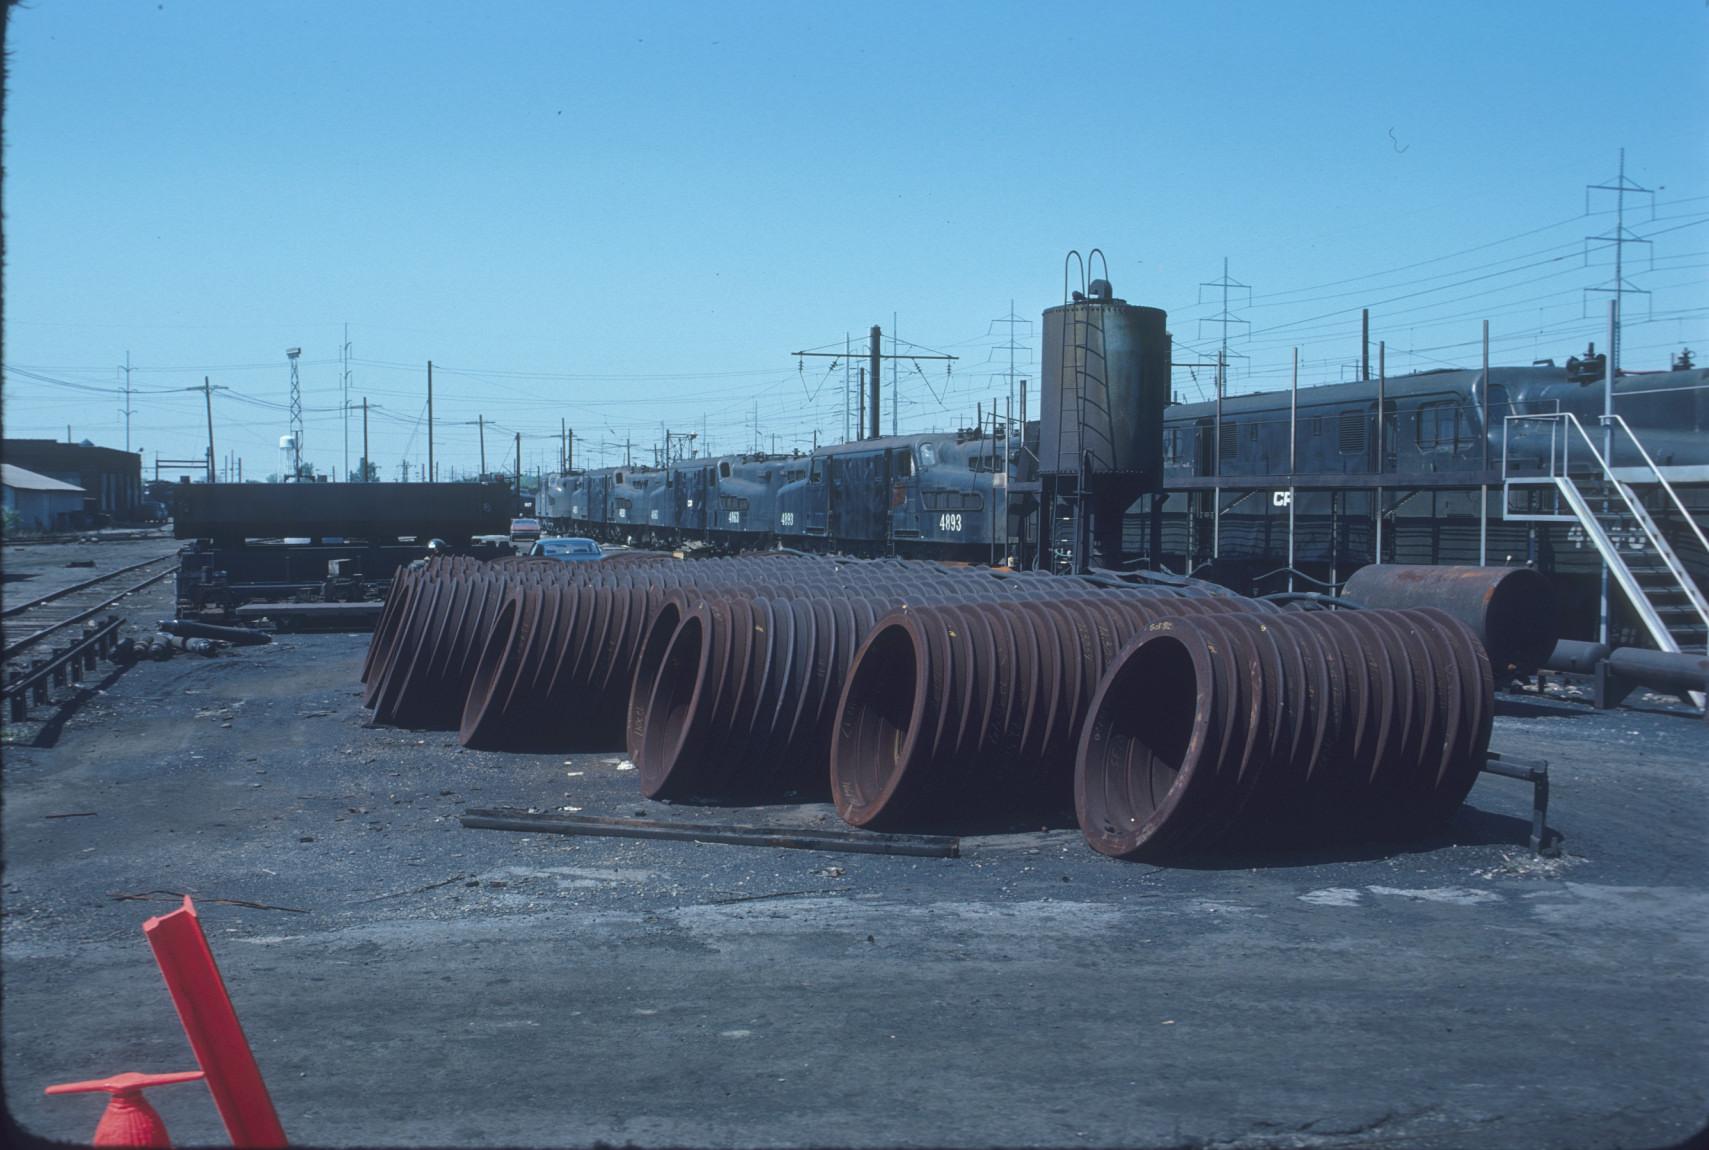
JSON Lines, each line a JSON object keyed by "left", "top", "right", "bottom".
{"left": 0, "top": 439, "right": 144, "bottom": 523}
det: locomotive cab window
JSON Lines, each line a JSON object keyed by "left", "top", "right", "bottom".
{"left": 893, "top": 449, "right": 914, "bottom": 477}
{"left": 719, "top": 462, "right": 731, "bottom": 479}
{"left": 1416, "top": 401, "right": 1459, "bottom": 449}
{"left": 809, "top": 459, "right": 823, "bottom": 482}
{"left": 917, "top": 443, "right": 938, "bottom": 469}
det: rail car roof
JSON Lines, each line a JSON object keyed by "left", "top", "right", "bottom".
{"left": 1165, "top": 364, "right": 1706, "bottom": 421}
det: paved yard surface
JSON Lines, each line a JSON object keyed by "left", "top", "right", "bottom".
{"left": 2, "top": 565, "right": 1705, "bottom": 1148}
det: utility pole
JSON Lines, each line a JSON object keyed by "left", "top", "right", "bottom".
{"left": 179, "top": 378, "right": 226, "bottom": 482}
{"left": 203, "top": 376, "right": 216, "bottom": 483}
{"left": 792, "top": 323, "right": 957, "bottom": 442}
{"left": 426, "top": 361, "right": 435, "bottom": 484}
{"left": 871, "top": 326, "right": 881, "bottom": 439}
{"left": 515, "top": 432, "right": 522, "bottom": 487}
{"left": 478, "top": 415, "right": 487, "bottom": 477}
{"left": 362, "top": 398, "right": 370, "bottom": 482}
{"left": 567, "top": 428, "right": 574, "bottom": 471}
{"left": 120, "top": 351, "right": 133, "bottom": 454}
{"left": 341, "top": 323, "right": 352, "bottom": 483}
{"left": 1361, "top": 309, "right": 1370, "bottom": 382}
{"left": 560, "top": 418, "right": 567, "bottom": 472}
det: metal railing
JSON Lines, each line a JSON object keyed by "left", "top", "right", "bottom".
{"left": 1502, "top": 411, "right": 1707, "bottom": 653}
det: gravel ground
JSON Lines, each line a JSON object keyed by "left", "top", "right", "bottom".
{"left": 2, "top": 546, "right": 1705, "bottom": 1149}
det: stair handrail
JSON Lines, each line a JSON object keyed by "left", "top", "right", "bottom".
{"left": 1522, "top": 410, "right": 1707, "bottom": 646}
{"left": 1600, "top": 413, "right": 1709, "bottom": 560}
{"left": 1501, "top": 412, "right": 1570, "bottom": 481}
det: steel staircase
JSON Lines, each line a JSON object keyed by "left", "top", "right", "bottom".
{"left": 1503, "top": 411, "right": 1709, "bottom": 653}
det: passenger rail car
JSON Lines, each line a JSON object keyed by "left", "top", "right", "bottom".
{"left": 1133, "top": 357, "right": 1709, "bottom": 638}
{"left": 538, "top": 427, "right": 1028, "bottom": 561}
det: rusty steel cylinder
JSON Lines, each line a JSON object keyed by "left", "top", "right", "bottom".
{"left": 830, "top": 592, "right": 1271, "bottom": 830}
{"left": 369, "top": 571, "right": 515, "bottom": 728}
{"left": 1075, "top": 607, "right": 1494, "bottom": 861}
{"left": 1339, "top": 564, "right": 1555, "bottom": 676}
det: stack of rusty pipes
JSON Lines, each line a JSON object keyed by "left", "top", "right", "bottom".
{"left": 362, "top": 554, "right": 1497, "bottom": 859}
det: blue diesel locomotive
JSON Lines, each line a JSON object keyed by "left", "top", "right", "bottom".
{"left": 538, "top": 425, "right": 1030, "bottom": 561}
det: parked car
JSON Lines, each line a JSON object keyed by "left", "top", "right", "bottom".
{"left": 509, "top": 517, "right": 542, "bottom": 543}
{"left": 528, "top": 536, "right": 604, "bottom": 562}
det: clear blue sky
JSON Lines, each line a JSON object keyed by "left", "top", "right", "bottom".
{"left": 4, "top": 0, "right": 1705, "bottom": 480}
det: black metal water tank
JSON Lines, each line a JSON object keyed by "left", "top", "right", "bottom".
{"left": 1037, "top": 292, "right": 1169, "bottom": 483}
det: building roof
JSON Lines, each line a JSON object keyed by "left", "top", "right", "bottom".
{"left": 1, "top": 463, "right": 86, "bottom": 493}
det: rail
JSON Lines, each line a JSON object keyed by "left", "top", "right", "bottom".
{"left": 3, "top": 615, "right": 124, "bottom": 723}
{"left": 3, "top": 560, "right": 180, "bottom": 661}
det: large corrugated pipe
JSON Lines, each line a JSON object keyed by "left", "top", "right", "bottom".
{"left": 459, "top": 582, "right": 661, "bottom": 750}
{"left": 370, "top": 571, "right": 515, "bottom": 728}
{"left": 829, "top": 592, "right": 1270, "bottom": 830}
{"left": 1339, "top": 564, "right": 1555, "bottom": 676}
{"left": 635, "top": 593, "right": 892, "bottom": 801}
{"left": 1075, "top": 607, "right": 1493, "bottom": 861}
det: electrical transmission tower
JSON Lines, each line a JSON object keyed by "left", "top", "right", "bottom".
{"left": 1197, "top": 257, "right": 1251, "bottom": 397}
{"left": 286, "top": 347, "right": 304, "bottom": 478}
{"left": 341, "top": 324, "right": 353, "bottom": 481}
{"left": 1585, "top": 148, "right": 1654, "bottom": 373}
{"left": 986, "top": 300, "right": 1033, "bottom": 429}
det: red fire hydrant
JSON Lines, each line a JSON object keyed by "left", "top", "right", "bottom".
{"left": 45, "top": 1070, "right": 206, "bottom": 1148}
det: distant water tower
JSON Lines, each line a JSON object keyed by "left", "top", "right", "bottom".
{"left": 279, "top": 434, "right": 298, "bottom": 482}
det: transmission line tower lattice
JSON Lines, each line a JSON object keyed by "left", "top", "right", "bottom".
{"left": 1197, "top": 258, "right": 1251, "bottom": 398}
{"left": 1584, "top": 148, "right": 1655, "bottom": 373}
{"left": 286, "top": 347, "right": 303, "bottom": 478}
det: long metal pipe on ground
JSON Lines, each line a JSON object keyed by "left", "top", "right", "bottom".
{"left": 1339, "top": 563, "right": 1556, "bottom": 677}
{"left": 1075, "top": 607, "right": 1494, "bottom": 860}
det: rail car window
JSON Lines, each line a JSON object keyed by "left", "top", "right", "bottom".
{"left": 1338, "top": 410, "right": 1367, "bottom": 455}
{"left": 614, "top": 472, "right": 623, "bottom": 484}
{"left": 809, "top": 458, "right": 823, "bottom": 482}
{"left": 1417, "top": 401, "right": 1459, "bottom": 449}
{"left": 718, "top": 495, "right": 749, "bottom": 511}
{"left": 1219, "top": 421, "right": 1238, "bottom": 462}
{"left": 719, "top": 462, "right": 731, "bottom": 479}
{"left": 894, "top": 449, "right": 914, "bottom": 477}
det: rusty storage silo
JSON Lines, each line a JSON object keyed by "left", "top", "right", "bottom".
{"left": 1036, "top": 275, "right": 1169, "bottom": 571}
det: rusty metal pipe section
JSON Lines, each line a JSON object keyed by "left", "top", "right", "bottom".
{"left": 1075, "top": 607, "right": 1494, "bottom": 861}
{"left": 829, "top": 592, "right": 1271, "bottom": 830}
{"left": 457, "top": 554, "right": 967, "bottom": 750}
{"left": 1339, "top": 564, "right": 1556, "bottom": 677}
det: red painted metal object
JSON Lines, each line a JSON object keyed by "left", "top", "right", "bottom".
{"left": 44, "top": 1069, "right": 205, "bottom": 1148}
{"left": 142, "top": 897, "right": 288, "bottom": 1149}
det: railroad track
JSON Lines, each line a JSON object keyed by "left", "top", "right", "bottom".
{"left": 2, "top": 554, "right": 181, "bottom": 663}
